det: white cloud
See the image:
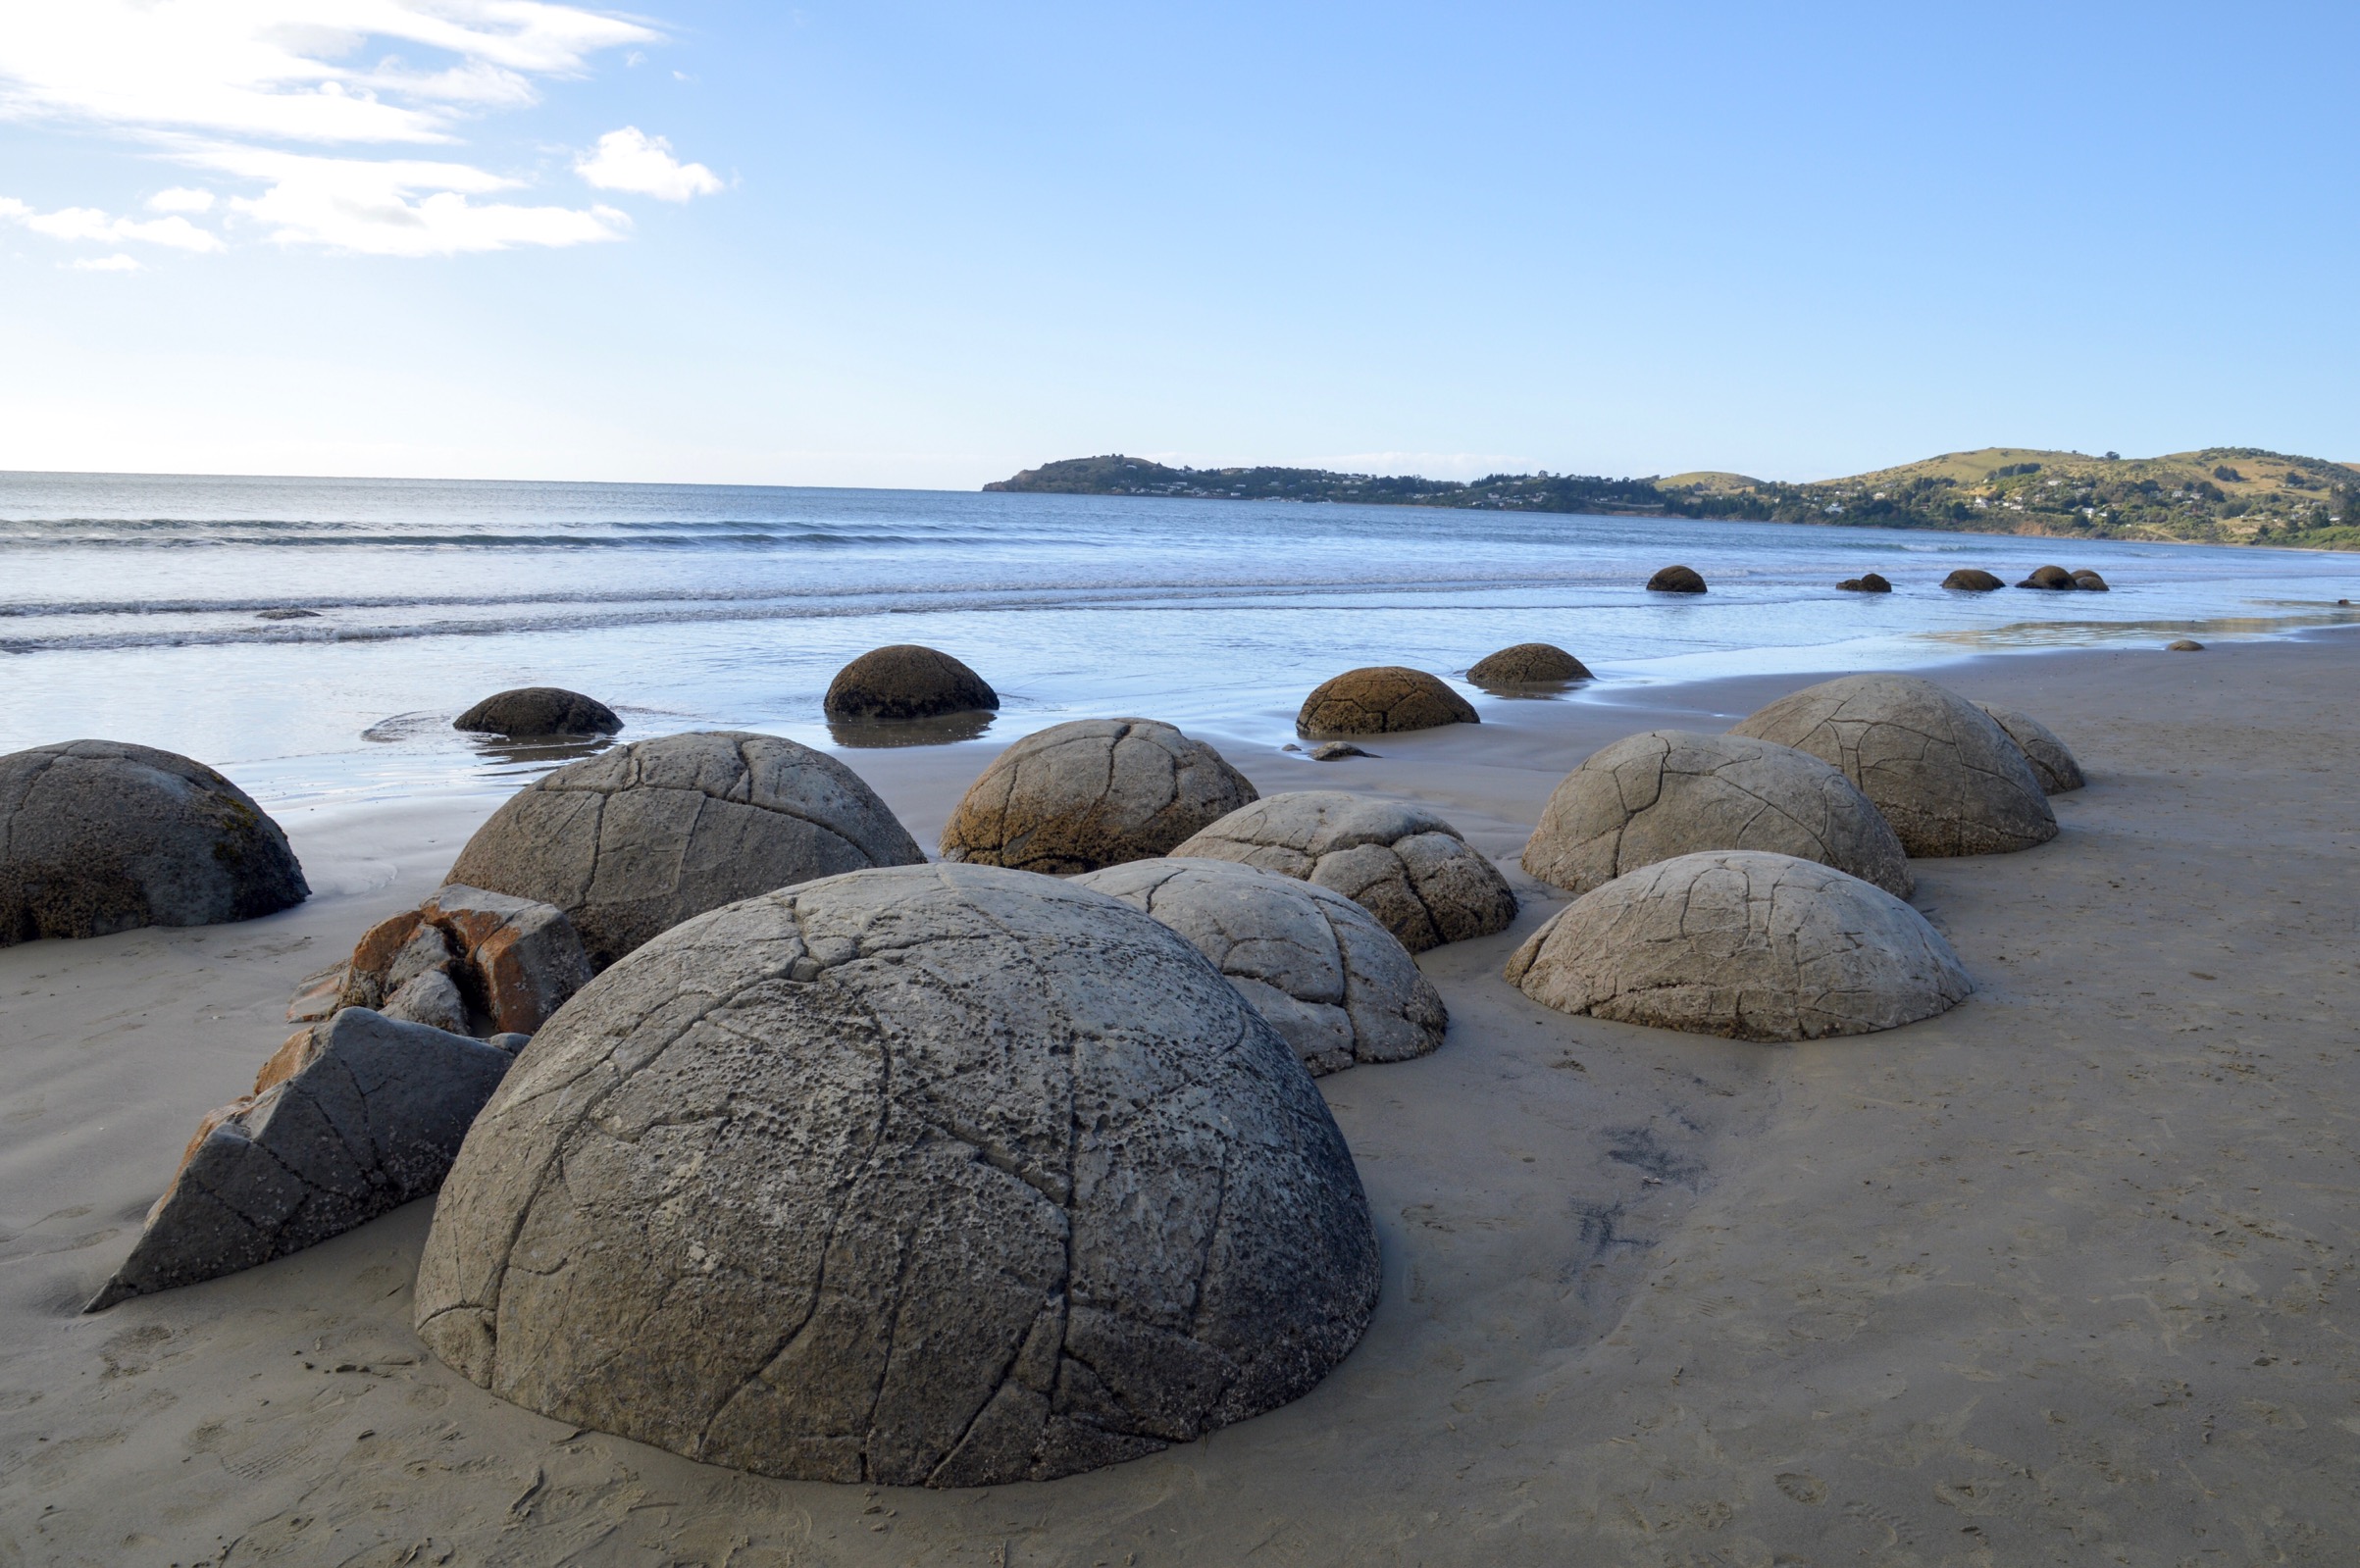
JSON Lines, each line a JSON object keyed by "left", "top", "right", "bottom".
{"left": 0, "top": 195, "right": 225, "bottom": 251}
{"left": 147, "top": 186, "right": 216, "bottom": 213}
{"left": 575, "top": 126, "right": 721, "bottom": 201}
{"left": 196, "top": 145, "right": 629, "bottom": 256}
{"left": 71, "top": 253, "right": 142, "bottom": 272}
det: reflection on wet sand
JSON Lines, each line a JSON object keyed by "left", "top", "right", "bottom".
{"left": 827, "top": 710, "right": 997, "bottom": 748}
{"left": 1915, "top": 603, "right": 2360, "bottom": 651}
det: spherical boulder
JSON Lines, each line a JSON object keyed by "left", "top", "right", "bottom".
{"left": 1941, "top": 569, "right": 2003, "bottom": 591}
{"left": 1973, "top": 703, "right": 2085, "bottom": 794}
{"left": 2071, "top": 569, "right": 2109, "bottom": 591}
{"left": 412, "top": 863, "right": 1381, "bottom": 1488}
{"left": 1170, "top": 790, "right": 1515, "bottom": 951}
{"left": 1073, "top": 857, "right": 1447, "bottom": 1076}
{"left": 1504, "top": 850, "right": 1972, "bottom": 1040}
{"left": 1836, "top": 573, "right": 1892, "bottom": 593}
{"left": 1467, "top": 642, "right": 1592, "bottom": 686}
{"left": 823, "top": 645, "right": 999, "bottom": 721}
{"left": 1729, "top": 675, "right": 2057, "bottom": 857}
{"left": 445, "top": 731, "right": 923, "bottom": 967}
{"left": 1647, "top": 565, "right": 1707, "bottom": 593}
{"left": 454, "top": 687, "right": 620, "bottom": 738}
{"left": 0, "top": 740, "right": 307, "bottom": 947}
{"left": 2017, "top": 564, "right": 2074, "bottom": 589}
{"left": 1521, "top": 731, "right": 1911, "bottom": 898}
{"left": 2167, "top": 638, "right": 2204, "bottom": 651}
{"left": 940, "top": 718, "right": 1256, "bottom": 873}
{"left": 1296, "top": 667, "right": 1477, "bottom": 736}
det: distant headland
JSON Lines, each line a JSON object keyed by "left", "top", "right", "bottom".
{"left": 985, "top": 448, "right": 2360, "bottom": 548}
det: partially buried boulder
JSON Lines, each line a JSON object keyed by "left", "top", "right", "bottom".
{"left": 412, "top": 863, "right": 1380, "bottom": 1487}
{"left": 0, "top": 739, "right": 307, "bottom": 948}
{"left": 1296, "top": 667, "right": 1477, "bottom": 736}
{"left": 1729, "top": 674, "right": 2057, "bottom": 857}
{"left": 1973, "top": 703, "right": 2085, "bottom": 794}
{"left": 1504, "top": 850, "right": 1972, "bottom": 1040}
{"left": 2017, "top": 565, "right": 2075, "bottom": 590}
{"left": 1647, "top": 565, "right": 1708, "bottom": 593}
{"left": 2071, "top": 569, "right": 2109, "bottom": 591}
{"left": 939, "top": 718, "right": 1256, "bottom": 873}
{"left": 1073, "top": 857, "right": 1447, "bottom": 1076}
{"left": 289, "top": 884, "right": 594, "bottom": 1037}
{"left": 1170, "top": 790, "right": 1515, "bottom": 951}
{"left": 1467, "top": 642, "right": 1592, "bottom": 685}
{"left": 824, "top": 644, "right": 999, "bottom": 721}
{"left": 446, "top": 731, "right": 923, "bottom": 968}
{"left": 2167, "top": 638, "right": 2205, "bottom": 652}
{"left": 1521, "top": 731, "right": 1911, "bottom": 898}
{"left": 454, "top": 687, "right": 620, "bottom": 738}
{"left": 1837, "top": 573, "right": 1892, "bottom": 593}
{"left": 87, "top": 1008, "right": 518, "bottom": 1310}
{"left": 1941, "top": 569, "right": 2004, "bottom": 591}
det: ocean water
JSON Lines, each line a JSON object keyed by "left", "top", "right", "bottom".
{"left": 5, "top": 470, "right": 2355, "bottom": 807}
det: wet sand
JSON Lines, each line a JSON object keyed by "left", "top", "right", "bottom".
{"left": 3, "top": 633, "right": 2356, "bottom": 1566}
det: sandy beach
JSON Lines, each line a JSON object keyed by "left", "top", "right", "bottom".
{"left": 4, "top": 632, "right": 2356, "bottom": 1566}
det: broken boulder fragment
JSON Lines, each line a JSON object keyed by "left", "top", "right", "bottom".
{"left": 301, "top": 884, "right": 593, "bottom": 1039}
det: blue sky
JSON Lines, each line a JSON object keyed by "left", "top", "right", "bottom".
{"left": 1, "top": 2, "right": 2352, "bottom": 487}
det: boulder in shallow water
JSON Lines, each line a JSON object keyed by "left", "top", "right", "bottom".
{"left": 1940, "top": 569, "right": 2003, "bottom": 591}
{"left": 823, "top": 644, "right": 999, "bottom": 720}
{"left": 0, "top": 739, "right": 307, "bottom": 947}
{"left": 1973, "top": 703, "right": 2085, "bottom": 794}
{"left": 1729, "top": 674, "right": 2057, "bottom": 857}
{"left": 1504, "top": 850, "right": 1972, "bottom": 1040}
{"left": 1073, "top": 857, "right": 1447, "bottom": 1076}
{"left": 412, "top": 863, "right": 1380, "bottom": 1487}
{"left": 446, "top": 731, "right": 923, "bottom": 968}
{"left": 1836, "top": 573, "right": 1892, "bottom": 593}
{"left": 2071, "top": 569, "right": 2109, "bottom": 591}
{"left": 1647, "top": 564, "right": 1708, "bottom": 593}
{"left": 1521, "top": 730, "right": 1911, "bottom": 897}
{"left": 1295, "top": 668, "right": 1477, "bottom": 736}
{"left": 454, "top": 687, "right": 620, "bottom": 738}
{"left": 940, "top": 718, "right": 1256, "bottom": 873}
{"left": 2017, "top": 564, "right": 2075, "bottom": 590}
{"left": 1310, "top": 741, "right": 1373, "bottom": 761}
{"left": 1467, "top": 642, "right": 1592, "bottom": 685}
{"left": 1170, "top": 790, "right": 1515, "bottom": 951}
{"left": 87, "top": 1008, "right": 516, "bottom": 1310}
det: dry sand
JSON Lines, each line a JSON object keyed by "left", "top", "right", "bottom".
{"left": 4, "top": 633, "right": 2356, "bottom": 1566}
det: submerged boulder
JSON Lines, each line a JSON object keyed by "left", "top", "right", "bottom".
{"left": 0, "top": 739, "right": 307, "bottom": 947}
{"left": 1504, "top": 850, "right": 1972, "bottom": 1040}
{"left": 2017, "top": 565, "right": 2075, "bottom": 589}
{"left": 454, "top": 687, "right": 620, "bottom": 738}
{"left": 2071, "top": 569, "right": 2110, "bottom": 591}
{"left": 1521, "top": 731, "right": 1911, "bottom": 897}
{"left": 1170, "top": 790, "right": 1515, "bottom": 951}
{"left": 446, "top": 731, "right": 923, "bottom": 968}
{"left": 1074, "top": 857, "right": 1447, "bottom": 1076}
{"left": 1836, "top": 573, "right": 1892, "bottom": 593}
{"left": 823, "top": 645, "right": 999, "bottom": 721}
{"left": 1647, "top": 565, "right": 1707, "bottom": 593}
{"left": 1729, "top": 674, "right": 2057, "bottom": 857}
{"left": 88, "top": 1008, "right": 517, "bottom": 1310}
{"left": 1940, "top": 569, "right": 2004, "bottom": 591}
{"left": 1467, "top": 643, "right": 1592, "bottom": 685}
{"left": 1296, "top": 668, "right": 1477, "bottom": 736}
{"left": 412, "top": 864, "right": 1381, "bottom": 1487}
{"left": 940, "top": 718, "right": 1256, "bottom": 873}
{"left": 1973, "top": 703, "right": 2086, "bottom": 794}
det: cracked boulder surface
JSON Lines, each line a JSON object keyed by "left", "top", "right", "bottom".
{"left": 823, "top": 644, "right": 999, "bottom": 721}
{"left": 1072, "top": 857, "right": 1446, "bottom": 1076}
{"left": 86, "top": 1008, "right": 517, "bottom": 1311}
{"left": 290, "top": 884, "right": 594, "bottom": 1038}
{"left": 1521, "top": 730, "right": 1912, "bottom": 899}
{"left": 445, "top": 731, "right": 924, "bottom": 969}
{"left": 1504, "top": 849, "right": 1972, "bottom": 1040}
{"left": 1973, "top": 703, "right": 2086, "bottom": 794}
{"left": 1728, "top": 674, "right": 2058, "bottom": 857}
{"left": 1169, "top": 790, "right": 1516, "bottom": 952}
{"left": 411, "top": 862, "right": 1380, "bottom": 1488}
{"left": 0, "top": 738, "right": 307, "bottom": 948}
{"left": 938, "top": 718, "right": 1256, "bottom": 874}
{"left": 1295, "top": 667, "right": 1478, "bottom": 737}
{"left": 453, "top": 687, "right": 620, "bottom": 738}
{"left": 1941, "top": 568, "right": 2003, "bottom": 591}
{"left": 1466, "top": 642, "right": 1592, "bottom": 687}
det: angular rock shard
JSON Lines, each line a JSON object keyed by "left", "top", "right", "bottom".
{"left": 940, "top": 718, "right": 1256, "bottom": 873}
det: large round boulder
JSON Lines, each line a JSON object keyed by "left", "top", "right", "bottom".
{"left": 1941, "top": 569, "right": 2003, "bottom": 591}
{"left": 1728, "top": 675, "right": 2057, "bottom": 856}
{"left": 2017, "top": 564, "right": 2074, "bottom": 589}
{"left": 1521, "top": 731, "right": 1911, "bottom": 898}
{"left": 0, "top": 740, "right": 307, "bottom": 946}
{"left": 1073, "top": 857, "right": 1447, "bottom": 1076}
{"left": 1647, "top": 565, "right": 1707, "bottom": 593}
{"left": 940, "top": 718, "right": 1256, "bottom": 873}
{"left": 2071, "top": 569, "right": 2109, "bottom": 591}
{"left": 1504, "top": 850, "right": 1972, "bottom": 1040}
{"left": 824, "top": 645, "right": 999, "bottom": 721}
{"left": 454, "top": 687, "right": 619, "bottom": 738}
{"left": 1467, "top": 643, "right": 1592, "bottom": 686}
{"left": 1973, "top": 703, "right": 2085, "bottom": 793}
{"left": 1296, "top": 667, "right": 1477, "bottom": 736}
{"left": 1169, "top": 790, "right": 1515, "bottom": 951}
{"left": 412, "top": 863, "right": 1380, "bottom": 1488}
{"left": 445, "top": 731, "right": 923, "bottom": 967}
